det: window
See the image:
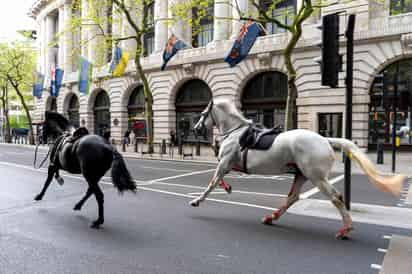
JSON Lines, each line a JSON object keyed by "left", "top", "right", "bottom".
{"left": 318, "top": 113, "right": 342, "bottom": 138}
{"left": 192, "top": 3, "right": 214, "bottom": 47}
{"left": 369, "top": 59, "right": 412, "bottom": 148}
{"left": 143, "top": 2, "right": 155, "bottom": 56}
{"left": 93, "top": 90, "right": 111, "bottom": 136}
{"left": 242, "top": 72, "right": 288, "bottom": 129}
{"left": 390, "top": 0, "right": 412, "bottom": 15}
{"left": 68, "top": 95, "right": 80, "bottom": 128}
{"left": 260, "top": 0, "right": 296, "bottom": 34}
{"left": 175, "top": 80, "right": 212, "bottom": 143}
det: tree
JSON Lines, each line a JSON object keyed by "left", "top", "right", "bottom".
{"left": 0, "top": 78, "right": 11, "bottom": 143}
{"left": 173, "top": 0, "right": 328, "bottom": 130}
{"left": 0, "top": 42, "right": 36, "bottom": 144}
{"left": 70, "top": 0, "right": 156, "bottom": 153}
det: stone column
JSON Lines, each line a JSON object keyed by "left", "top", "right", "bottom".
{"left": 58, "top": 6, "right": 65, "bottom": 69}
{"left": 63, "top": 0, "right": 73, "bottom": 73}
{"left": 39, "top": 17, "right": 47, "bottom": 74}
{"left": 81, "top": 0, "right": 89, "bottom": 59}
{"left": 214, "top": 0, "right": 230, "bottom": 41}
{"left": 231, "top": 0, "right": 248, "bottom": 38}
{"left": 121, "top": 0, "right": 137, "bottom": 59}
{"left": 45, "top": 15, "right": 55, "bottom": 76}
{"left": 154, "top": 0, "right": 168, "bottom": 52}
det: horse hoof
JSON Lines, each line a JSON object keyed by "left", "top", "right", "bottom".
{"left": 90, "top": 221, "right": 103, "bottom": 229}
{"left": 73, "top": 204, "right": 82, "bottom": 211}
{"left": 190, "top": 200, "right": 200, "bottom": 207}
{"left": 226, "top": 185, "right": 232, "bottom": 194}
{"left": 34, "top": 194, "right": 42, "bottom": 201}
{"left": 335, "top": 226, "right": 353, "bottom": 240}
{"left": 262, "top": 216, "right": 273, "bottom": 225}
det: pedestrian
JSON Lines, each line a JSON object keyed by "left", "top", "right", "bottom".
{"left": 130, "top": 130, "right": 135, "bottom": 145}
{"left": 124, "top": 129, "right": 131, "bottom": 146}
{"left": 170, "top": 130, "right": 177, "bottom": 146}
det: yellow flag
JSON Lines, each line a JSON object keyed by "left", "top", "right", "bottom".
{"left": 113, "top": 51, "right": 129, "bottom": 77}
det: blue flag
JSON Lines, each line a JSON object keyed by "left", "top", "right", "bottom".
{"left": 32, "top": 72, "right": 45, "bottom": 99}
{"left": 79, "top": 57, "right": 93, "bottom": 95}
{"left": 161, "top": 34, "right": 187, "bottom": 71}
{"left": 224, "top": 21, "right": 264, "bottom": 67}
{"left": 50, "top": 68, "right": 64, "bottom": 97}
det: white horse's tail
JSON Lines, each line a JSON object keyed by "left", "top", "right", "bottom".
{"left": 327, "top": 138, "right": 405, "bottom": 196}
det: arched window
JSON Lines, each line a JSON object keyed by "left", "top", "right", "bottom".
{"left": 93, "top": 90, "right": 110, "bottom": 136}
{"left": 175, "top": 80, "right": 212, "bottom": 142}
{"left": 68, "top": 95, "right": 79, "bottom": 128}
{"left": 242, "top": 71, "right": 288, "bottom": 129}
{"left": 128, "top": 86, "right": 146, "bottom": 137}
{"left": 369, "top": 59, "right": 412, "bottom": 148}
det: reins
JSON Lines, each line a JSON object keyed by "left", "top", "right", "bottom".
{"left": 33, "top": 142, "right": 52, "bottom": 169}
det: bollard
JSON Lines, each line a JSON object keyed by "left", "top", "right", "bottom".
{"left": 134, "top": 139, "right": 138, "bottom": 153}
{"left": 196, "top": 140, "right": 200, "bottom": 156}
{"left": 178, "top": 137, "right": 183, "bottom": 155}
{"left": 377, "top": 142, "right": 384, "bottom": 164}
{"left": 161, "top": 139, "right": 166, "bottom": 154}
{"left": 122, "top": 140, "right": 126, "bottom": 152}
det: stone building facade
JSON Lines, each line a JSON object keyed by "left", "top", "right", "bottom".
{"left": 30, "top": 0, "right": 412, "bottom": 152}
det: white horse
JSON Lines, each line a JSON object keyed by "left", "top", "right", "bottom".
{"left": 191, "top": 100, "right": 405, "bottom": 239}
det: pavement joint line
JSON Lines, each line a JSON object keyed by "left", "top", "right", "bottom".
{"left": 300, "top": 175, "right": 345, "bottom": 199}
{"left": 138, "top": 165, "right": 194, "bottom": 172}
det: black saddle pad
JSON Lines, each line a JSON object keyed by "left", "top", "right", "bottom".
{"left": 239, "top": 125, "right": 281, "bottom": 151}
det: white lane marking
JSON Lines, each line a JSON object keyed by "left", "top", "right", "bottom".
{"left": 139, "top": 186, "right": 279, "bottom": 211}
{"left": 370, "top": 264, "right": 382, "bottom": 270}
{"left": 150, "top": 181, "right": 287, "bottom": 198}
{"left": 187, "top": 191, "right": 228, "bottom": 195}
{"left": 226, "top": 173, "right": 294, "bottom": 181}
{"left": 147, "top": 169, "right": 216, "bottom": 183}
{"left": 383, "top": 235, "right": 392, "bottom": 240}
{"left": 300, "top": 175, "right": 345, "bottom": 199}
{"left": 138, "top": 165, "right": 193, "bottom": 172}
{"left": 377, "top": 248, "right": 387, "bottom": 253}
{"left": 0, "top": 161, "right": 146, "bottom": 184}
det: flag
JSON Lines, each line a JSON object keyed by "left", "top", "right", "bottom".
{"left": 109, "top": 46, "right": 129, "bottom": 77}
{"left": 50, "top": 68, "right": 64, "bottom": 97}
{"left": 161, "top": 34, "right": 188, "bottom": 71}
{"left": 32, "top": 72, "right": 45, "bottom": 99}
{"left": 78, "top": 57, "right": 93, "bottom": 95}
{"left": 224, "top": 21, "right": 264, "bottom": 67}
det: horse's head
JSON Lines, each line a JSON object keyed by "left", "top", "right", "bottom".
{"left": 194, "top": 100, "right": 214, "bottom": 136}
{"left": 42, "top": 111, "right": 74, "bottom": 143}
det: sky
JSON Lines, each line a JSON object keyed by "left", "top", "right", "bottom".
{"left": 0, "top": 0, "right": 36, "bottom": 42}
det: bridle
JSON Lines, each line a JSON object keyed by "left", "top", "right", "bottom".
{"left": 198, "top": 100, "right": 247, "bottom": 140}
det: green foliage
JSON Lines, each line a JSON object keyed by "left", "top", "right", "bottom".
{"left": 10, "top": 115, "right": 29, "bottom": 129}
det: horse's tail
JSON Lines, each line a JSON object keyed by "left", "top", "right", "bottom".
{"left": 111, "top": 150, "right": 137, "bottom": 194}
{"left": 327, "top": 138, "right": 404, "bottom": 196}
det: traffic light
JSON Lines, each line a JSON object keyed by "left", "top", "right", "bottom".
{"left": 316, "top": 13, "right": 341, "bottom": 88}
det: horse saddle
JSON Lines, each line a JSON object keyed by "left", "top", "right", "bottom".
{"left": 66, "top": 127, "right": 89, "bottom": 143}
{"left": 239, "top": 125, "right": 282, "bottom": 151}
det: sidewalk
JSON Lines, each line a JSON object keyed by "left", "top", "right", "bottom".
{"left": 1, "top": 142, "right": 411, "bottom": 175}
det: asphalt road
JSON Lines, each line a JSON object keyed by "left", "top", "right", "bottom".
{"left": 0, "top": 144, "right": 411, "bottom": 274}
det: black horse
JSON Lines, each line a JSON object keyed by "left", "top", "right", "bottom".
{"left": 35, "top": 111, "right": 136, "bottom": 228}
